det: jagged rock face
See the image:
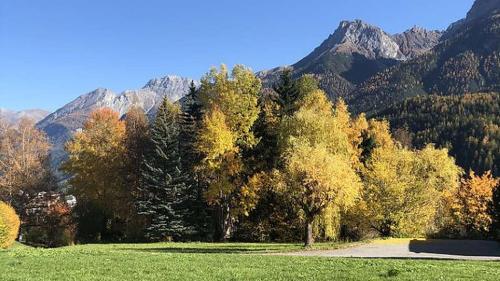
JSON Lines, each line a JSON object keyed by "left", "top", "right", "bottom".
{"left": 38, "top": 75, "right": 197, "bottom": 128}
{"left": 328, "top": 20, "right": 405, "bottom": 60}
{"left": 293, "top": 19, "right": 443, "bottom": 70}
{"left": 294, "top": 20, "right": 405, "bottom": 72}
{"left": 37, "top": 88, "right": 159, "bottom": 129}
{"left": 0, "top": 108, "right": 49, "bottom": 125}
{"left": 38, "top": 75, "right": 197, "bottom": 127}
{"left": 392, "top": 27, "right": 443, "bottom": 59}
{"left": 351, "top": 2, "right": 500, "bottom": 115}
{"left": 467, "top": 0, "right": 500, "bottom": 21}
{"left": 143, "top": 75, "right": 196, "bottom": 102}
{"left": 259, "top": 20, "right": 442, "bottom": 100}
{"left": 36, "top": 75, "right": 198, "bottom": 175}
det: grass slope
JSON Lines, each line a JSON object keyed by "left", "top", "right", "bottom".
{"left": 1, "top": 242, "right": 499, "bottom": 281}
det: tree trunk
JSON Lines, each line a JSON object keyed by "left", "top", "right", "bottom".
{"left": 214, "top": 203, "right": 232, "bottom": 242}
{"left": 214, "top": 205, "right": 225, "bottom": 242}
{"left": 304, "top": 219, "right": 314, "bottom": 247}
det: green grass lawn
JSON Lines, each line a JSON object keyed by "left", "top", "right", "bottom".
{"left": 1, "top": 242, "right": 499, "bottom": 281}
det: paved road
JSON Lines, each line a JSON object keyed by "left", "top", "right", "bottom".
{"left": 284, "top": 239, "right": 500, "bottom": 260}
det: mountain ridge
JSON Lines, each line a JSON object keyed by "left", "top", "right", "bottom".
{"left": 0, "top": 108, "right": 50, "bottom": 125}
{"left": 350, "top": 3, "right": 500, "bottom": 114}
{"left": 258, "top": 19, "right": 443, "bottom": 99}
{"left": 37, "top": 75, "right": 198, "bottom": 174}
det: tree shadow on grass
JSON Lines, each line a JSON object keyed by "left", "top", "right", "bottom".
{"left": 409, "top": 239, "right": 500, "bottom": 257}
{"left": 118, "top": 246, "right": 273, "bottom": 254}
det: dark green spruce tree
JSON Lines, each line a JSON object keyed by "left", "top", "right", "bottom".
{"left": 179, "top": 81, "right": 213, "bottom": 240}
{"left": 137, "top": 97, "right": 191, "bottom": 241}
{"left": 272, "top": 69, "right": 300, "bottom": 117}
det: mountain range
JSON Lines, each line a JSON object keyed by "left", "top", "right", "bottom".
{"left": 257, "top": 20, "right": 443, "bottom": 100}
{"left": 36, "top": 75, "right": 198, "bottom": 169}
{"left": 0, "top": 108, "right": 49, "bottom": 125}
{"left": 2, "top": 0, "right": 498, "bottom": 177}
{"left": 350, "top": 0, "right": 500, "bottom": 114}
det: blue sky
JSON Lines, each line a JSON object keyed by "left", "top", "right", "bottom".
{"left": 1, "top": 0, "right": 474, "bottom": 111}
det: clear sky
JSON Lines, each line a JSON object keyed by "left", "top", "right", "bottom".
{"left": 0, "top": 0, "right": 474, "bottom": 111}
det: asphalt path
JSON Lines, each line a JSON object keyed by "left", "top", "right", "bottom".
{"left": 283, "top": 239, "right": 500, "bottom": 260}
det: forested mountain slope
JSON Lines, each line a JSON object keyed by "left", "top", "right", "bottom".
{"left": 350, "top": 5, "right": 500, "bottom": 114}
{"left": 377, "top": 92, "right": 499, "bottom": 176}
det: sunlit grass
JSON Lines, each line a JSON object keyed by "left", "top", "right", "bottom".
{"left": 1, "top": 242, "right": 499, "bottom": 280}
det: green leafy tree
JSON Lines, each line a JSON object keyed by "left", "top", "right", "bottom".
{"left": 272, "top": 69, "right": 300, "bottom": 117}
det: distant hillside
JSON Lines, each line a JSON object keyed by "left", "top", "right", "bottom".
{"left": 377, "top": 92, "right": 499, "bottom": 176}
{"left": 0, "top": 108, "right": 49, "bottom": 125}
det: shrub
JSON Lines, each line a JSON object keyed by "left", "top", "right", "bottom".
{"left": 23, "top": 199, "right": 75, "bottom": 247}
{"left": 0, "top": 201, "right": 21, "bottom": 249}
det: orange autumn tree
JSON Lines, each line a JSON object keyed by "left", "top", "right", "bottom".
{"left": 62, "top": 108, "right": 128, "bottom": 242}
{"left": 0, "top": 118, "right": 52, "bottom": 205}
{"left": 451, "top": 171, "right": 499, "bottom": 236}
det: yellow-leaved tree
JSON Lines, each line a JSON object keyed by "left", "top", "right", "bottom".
{"left": 0, "top": 201, "right": 20, "bottom": 249}
{"left": 362, "top": 144, "right": 461, "bottom": 237}
{"left": 450, "top": 171, "right": 499, "bottom": 236}
{"left": 278, "top": 90, "right": 361, "bottom": 246}
{"left": 196, "top": 65, "right": 261, "bottom": 240}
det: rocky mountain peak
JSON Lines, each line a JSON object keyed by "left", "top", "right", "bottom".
{"left": 467, "top": 0, "right": 500, "bottom": 21}
{"left": 392, "top": 26, "right": 443, "bottom": 59}
{"left": 143, "top": 75, "right": 199, "bottom": 102}
{"left": 37, "top": 74, "right": 199, "bottom": 175}
{"left": 327, "top": 19, "right": 405, "bottom": 60}
{"left": 39, "top": 75, "right": 198, "bottom": 128}
{"left": 445, "top": 0, "right": 500, "bottom": 38}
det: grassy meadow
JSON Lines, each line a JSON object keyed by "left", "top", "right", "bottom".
{"left": 1, "top": 242, "right": 500, "bottom": 281}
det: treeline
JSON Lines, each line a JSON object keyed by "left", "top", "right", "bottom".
{"left": 378, "top": 92, "right": 499, "bottom": 177}
{"left": 59, "top": 66, "right": 500, "bottom": 245}
{"left": 1, "top": 66, "right": 499, "bottom": 248}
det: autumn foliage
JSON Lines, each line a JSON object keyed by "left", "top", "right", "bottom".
{"left": 54, "top": 66, "right": 499, "bottom": 246}
{"left": 62, "top": 108, "right": 129, "bottom": 242}
{"left": 0, "top": 201, "right": 20, "bottom": 249}
{"left": 449, "top": 171, "right": 499, "bottom": 237}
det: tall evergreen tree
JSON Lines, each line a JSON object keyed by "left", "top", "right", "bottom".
{"left": 137, "top": 98, "right": 191, "bottom": 241}
{"left": 272, "top": 69, "right": 300, "bottom": 117}
{"left": 179, "top": 81, "right": 213, "bottom": 240}
{"left": 252, "top": 72, "right": 317, "bottom": 171}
